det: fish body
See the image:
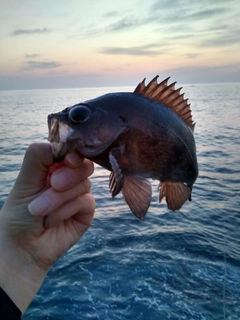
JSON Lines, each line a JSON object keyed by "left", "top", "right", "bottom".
{"left": 48, "top": 76, "right": 198, "bottom": 220}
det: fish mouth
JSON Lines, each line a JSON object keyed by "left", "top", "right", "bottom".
{"left": 48, "top": 117, "right": 74, "bottom": 143}
{"left": 48, "top": 116, "right": 76, "bottom": 162}
{"left": 48, "top": 115, "right": 114, "bottom": 162}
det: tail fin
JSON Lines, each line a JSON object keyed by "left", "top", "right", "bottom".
{"left": 159, "top": 182, "right": 191, "bottom": 211}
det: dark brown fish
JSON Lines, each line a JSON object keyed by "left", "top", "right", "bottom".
{"left": 48, "top": 76, "right": 198, "bottom": 220}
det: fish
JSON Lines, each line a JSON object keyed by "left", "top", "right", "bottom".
{"left": 47, "top": 76, "right": 198, "bottom": 220}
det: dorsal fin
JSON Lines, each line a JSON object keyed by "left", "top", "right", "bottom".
{"left": 134, "top": 75, "right": 195, "bottom": 131}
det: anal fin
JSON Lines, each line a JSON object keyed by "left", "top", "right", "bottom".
{"left": 122, "top": 176, "right": 152, "bottom": 220}
{"left": 159, "top": 182, "right": 191, "bottom": 211}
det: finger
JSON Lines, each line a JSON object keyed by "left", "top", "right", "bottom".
{"left": 64, "top": 151, "right": 84, "bottom": 168}
{"left": 28, "top": 179, "right": 91, "bottom": 216}
{"left": 44, "top": 193, "right": 95, "bottom": 230}
{"left": 50, "top": 159, "right": 94, "bottom": 191}
{"left": 45, "top": 152, "right": 86, "bottom": 179}
{"left": 13, "top": 143, "right": 54, "bottom": 196}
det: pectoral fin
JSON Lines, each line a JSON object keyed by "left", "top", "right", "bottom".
{"left": 122, "top": 176, "right": 152, "bottom": 220}
{"left": 159, "top": 181, "right": 191, "bottom": 211}
{"left": 109, "top": 151, "right": 124, "bottom": 197}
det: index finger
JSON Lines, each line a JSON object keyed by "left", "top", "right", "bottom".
{"left": 49, "top": 151, "right": 84, "bottom": 175}
{"left": 50, "top": 158, "right": 94, "bottom": 191}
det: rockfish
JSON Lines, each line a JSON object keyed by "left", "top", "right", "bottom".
{"left": 48, "top": 76, "right": 198, "bottom": 220}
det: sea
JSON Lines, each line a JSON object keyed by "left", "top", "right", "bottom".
{"left": 0, "top": 82, "right": 239, "bottom": 320}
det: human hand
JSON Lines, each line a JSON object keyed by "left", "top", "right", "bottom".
{"left": 0, "top": 143, "right": 95, "bottom": 313}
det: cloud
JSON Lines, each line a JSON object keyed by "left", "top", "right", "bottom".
{"left": 157, "top": 63, "right": 240, "bottom": 84}
{"left": 185, "top": 53, "right": 199, "bottom": 59}
{"left": 81, "top": 16, "right": 150, "bottom": 37}
{"left": 186, "top": 8, "right": 227, "bottom": 20}
{"left": 106, "top": 17, "right": 138, "bottom": 32}
{"left": 103, "top": 11, "right": 120, "bottom": 18}
{"left": 1, "top": 63, "right": 240, "bottom": 90}
{"left": 75, "top": 11, "right": 155, "bottom": 38}
{"left": 151, "top": 0, "right": 229, "bottom": 14}
{"left": 149, "top": 2, "right": 240, "bottom": 50}
{"left": 0, "top": 72, "right": 103, "bottom": 90}
{"left": 24, "top": 54, "right": 42, "bottom": 59}
{"left": 200, "top": 30, "right": 240, "bottom": 47}
{"left": 150, "top": 0, "right": 231, "bottom": 27}
{"left": 77, "top": 1, "right": 235, "bottom": 51}
{"left": 151, "top": 7, "right": 229, "bottom": 25}
{"left": 23, "top": 60, "right": 62, "bottom": 70}
{"left": 106, "top": 16, "right": 152, "bottom": 32}
{"left": 100, "top": 44, "right": 168, "bottom": 56}
{"left": 11, "top": 28, "right": 51, "bottom": 36}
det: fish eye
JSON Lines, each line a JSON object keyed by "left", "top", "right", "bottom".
{"left": 69, "top": 105, "right": 91, "bottom": 123}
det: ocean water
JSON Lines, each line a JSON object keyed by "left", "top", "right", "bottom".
{"left": 0, "top": 82, "right": 239, "bottom": 320}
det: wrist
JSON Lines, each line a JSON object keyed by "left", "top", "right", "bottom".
{"left": 0, "top": 234, "right": 48, "bottom": 314}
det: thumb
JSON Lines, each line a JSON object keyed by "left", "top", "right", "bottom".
{"left": 13, "top": 143, "right": 54, "bottom": 198}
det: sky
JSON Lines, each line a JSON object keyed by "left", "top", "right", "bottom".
{"left": 1, "top": 0, "right": 240, "bottom": 90}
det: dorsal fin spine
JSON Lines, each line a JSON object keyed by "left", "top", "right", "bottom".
{"left": 134, "top": 78, "right": 146, "bottom": 94}
{"left": 181, "top": 108, "right": 191, "bottom": 116}
{"left": 174, "top": 100, "right": 188, "bottom": 111}
{"left": 142, "top": 77, "right": 159, "bottom": 95}
{"left": 134, "top": 75, "right": 195, "bottom": 131}
{"left": 162, "top": 87, "right": 182, "bottom": 105}
{"left": 151, "top": 78, "right": 170, "bottom": 99}
{"left": 169, "top": 94, "right": 185, "bottom": 108}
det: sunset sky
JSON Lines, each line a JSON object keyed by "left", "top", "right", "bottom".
{"left": 1, "top": 0, "right": 240, "bottom": 90}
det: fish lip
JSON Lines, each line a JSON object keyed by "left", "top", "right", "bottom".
{"left": 48, "top": 115, "right": 76, "bottom": 161}
{"left": 48, "top": 118, "right": 59, "bottom": 143}
{"left": 48, "top": 116, "right": 74, "bottom": 143}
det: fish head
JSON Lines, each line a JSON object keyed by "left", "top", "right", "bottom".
{"left": 48, "top": 103, "right": 125, "bottom": 162}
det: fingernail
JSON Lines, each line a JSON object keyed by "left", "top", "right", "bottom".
{"left": 28, "top": 195, "right": 51, "bottom": 216}
{"left": 51, "top": 171, "right": 72, "bottom": 190}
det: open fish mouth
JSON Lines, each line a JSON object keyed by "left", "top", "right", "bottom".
{"left": 48, "top": 116, "right": 75, "bottom": 162}
{"left": 48, "top": 117, "right": 74, "bottom": 143}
